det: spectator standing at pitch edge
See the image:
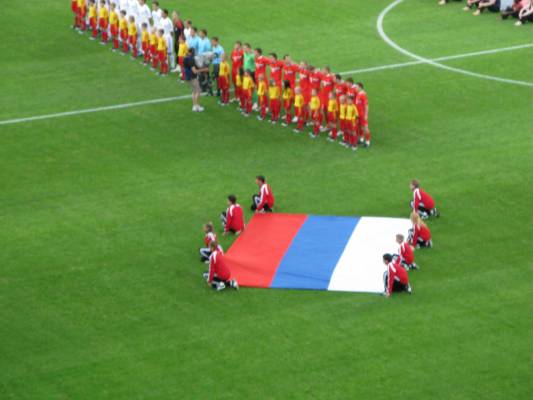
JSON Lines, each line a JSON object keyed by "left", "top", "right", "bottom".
{"left": 183, "top": 48, "right": 206, "bottom": 112}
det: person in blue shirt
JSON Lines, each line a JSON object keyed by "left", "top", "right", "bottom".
{"left": 211, "top": 36, "right": 225, "bottom": 97}
{"left": 186, "top": 27, "right": 200, "bottom": 54}
{"left": 198, "top": 29, "right": 212, "bottom": 54}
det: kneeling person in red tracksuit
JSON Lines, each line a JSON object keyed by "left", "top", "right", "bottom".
{"left": 396, "top": 233, "right": 418, "bottom": 270}
{"left": 203, "top": 242, "right": 239, "bottom": 291}
{"left": 220, "top": 195, "right": 245, "bottom": 235}
{"left": 410, "top": 179, "right": 440, "bottom": 219}
{"left": 383, "top": 253, "right": 412, "bottom": 297}
{"left": 251, "top": 175, "right": 275, "bottom": 213}
{"left": 409, "top": 212, "right": 433, "bottom": 249}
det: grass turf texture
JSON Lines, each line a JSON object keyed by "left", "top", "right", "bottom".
{"left": 1, "top": 0, "right": 532, "bottom": 398}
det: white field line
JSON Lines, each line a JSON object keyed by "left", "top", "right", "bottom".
{"left": 377, "top": 0, "right": 533, "bottom": 88}
{"left": 1, "top": 44, "right": 532, "bottom": 127}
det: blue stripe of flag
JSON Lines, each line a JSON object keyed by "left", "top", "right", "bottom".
{"left": 270, "top": 215, "right": 360, "bottom": 290}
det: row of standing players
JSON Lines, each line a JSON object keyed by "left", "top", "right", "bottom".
{"left": 72, "top": 0, "right": 177, "bottom": 75}
{"left": 214, "top": 45, "right": 371, "bottom": 151}
{"left": 200, "top": 177, "right": 440, "bottom": 295}
{"left": 71, "top": 2, "right": 372, "bottom": 149}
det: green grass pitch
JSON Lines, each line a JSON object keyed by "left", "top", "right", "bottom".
{"left": 0, "top": 0, "right": 532, "bottom": 398}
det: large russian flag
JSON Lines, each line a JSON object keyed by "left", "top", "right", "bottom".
{"left": 224, "top": 214, "right": 411, "bottom": 293}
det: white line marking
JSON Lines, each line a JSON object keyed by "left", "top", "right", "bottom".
{"left": 0, "top": 94, "right": 193, "bottom": 126}
{"left": 377, "top": 0, "right": 533, "bottom": 88}
{"left": 339, "top": 43, "right": 533, "bottom": 75}
{"left": 1, "top": 41, "right": 531, "bottom": 127}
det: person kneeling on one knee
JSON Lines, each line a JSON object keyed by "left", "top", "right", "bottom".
{"left": 220, "top": 194, "right": 245, "bottom": 236}
{"left": 251, "top": 175, "right": 275, "bottom": 213}
{"left": 199, "top": 222, "right": 222, "bottom": 263}
{"left": 396, "top": 233, "right": 418, "bottom": 270}
{"left": 383, "top": 253, "right": 412, "bottom": 298}
{"left": 203, "top": 241, "right": 239, "bottom": 291}
{"left": 408, "top": 212, "right": 433, "bottom": 249}
{"left": 409, "top": 179, "right": 439, "bottom": 219}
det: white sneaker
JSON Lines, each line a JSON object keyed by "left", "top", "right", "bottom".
{"left": 216, "top": 281, "right": 226, "bottom": 291}
{"left": 230, "top": 279, "right": 239, "bottom": 290}
{"left": 406, "top": 284, "right": 412, "bottom": 294}
{"left": 192, "top": 105, "right": 198, "bottom": 112}
{"left": 202, "top": 272, "right": 209, "bottom": 280}
{"left": 292, "top": 116, "right": 298, "bottom": 123}
{"left": 252, "top": 103, "right": 259, "bottom": 111}
{"left": 197, "top": 106, "right": 205, "bottom": 112}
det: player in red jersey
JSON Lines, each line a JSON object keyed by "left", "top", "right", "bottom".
{"left": 254, "top": 48, "right": 268, "bottom": 85}
{"left": 298, "top": 62, "right": 311, "bottom": 123}
{"left": 251, "top": 175, "right": 275, "bottom": 212}
{"left": 199, "top": 222, "right": 220, "bottom": 262}
{"left": 230, "top": 41, "right": 244, "bottom": 102}
{"left": 203, "top": 242, "right": 239, "bottom": 291}
{"left": 409, "top": 213, "right": 433, "bottom": 249}
{"left": 383, "top": 254, "right": 412, "bottom": 297}
{"left": 220, "top": 195, "right": 245, "bottom": 235}
{"left": 334, "top": 74, "right": 347, "bottom": 105}
{"left": 283, "top": 55, "right": 299, "bottom": 90}
{"left": 355, "top": 82, "right": 371, "bottom": 147}
{"left": 269, "top": 53, "right": 284, "bottom": 90}
{"left": 309, "top": 66, "right": 323, "bottom": 98}
{"left": 320, "top": 66, "right": 334, "bottom": 115}
{"left": 396, "top": 234, "right": 418, "bottom": 270}
{"left": 409, "top": 179, "right": 439, "bottom": 218}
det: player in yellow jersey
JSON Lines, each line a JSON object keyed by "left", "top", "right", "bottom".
{"left": 281, "top": 80, "right": 293, "bottom": 126}
{"left": 75, "top": 0, "right": 86, "bottom": 32}
{"left": 218, "top": 54, "right": 231, "bottom": 105}
{"left": 235, "top": 69, "right": 244, "bottom": 110}
{"left": 109, "top": 2, "right": 119, "bottom": 50}
{"left": 345, "top": 96, "right": 359, "bottom": 150}
{"left": 88, "top": 0, "right": 98, "bottom": 39}
{"left": 119, "top": 10, "right": 129, "bottom": 53}
{"left": 338, "top": 95, "right": 347, "bottom": 143}
{"left": 140, "top": 23, "right": 150, "bottom": 64}
{"left": 128, "top": 16, "right": 138, "bottom": 58}
{"left": 256, "top": 74, "right": 268, "bottom": 120}
{"left": 269, "top": 79, "right": 281, "bottom": 123}
{"left": 326, "top": 92, "right": 339, "bottom": 141}
{"left": 149, "top": 27, "right": 158, "bottom": 68}
{"left": 242, "top": 70, "right": 255, "bottom": 116}
{"left": 156, "top": 29, "right": 168, "bottom": 74}
{"left": 309, "top": 89, "right": 322, "bottom": 138}
{"left": 177, "top": 35, "right": 188, "bottom": 81}
{"left": 293, "top": 87, "right": 305, "bottom": 133}
{"left": 98, "top": 0, "right": 109, "bottom": 44}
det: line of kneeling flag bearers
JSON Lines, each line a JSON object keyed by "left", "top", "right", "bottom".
{"left": 199, "top": 176, "right": 439, "bottom": 296}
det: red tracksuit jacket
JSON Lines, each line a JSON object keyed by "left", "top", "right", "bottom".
{"left": 257, "top": 183, "right": 275, "bottom": 211}
{"left": 399, "top": 242, "right": 415, "bottom": 264}
{"left": 208, "top": 250, "right": 231, "bottom": 283}
{"left": 387, "top": 260, "right": 409, "bottom": 294}
{"left": 225, "top": 204, "right": 245, "bottom": 233}
{"left": 411, "top": 223, "right": 431, "bottom": 245}
{"left": 413, "top": 188, "right": 435, "bottom": 211}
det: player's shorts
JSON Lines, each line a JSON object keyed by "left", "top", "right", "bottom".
{"left": 158, "top": 50, "right": 166, "bottom": 62}
{"left": 218, "top": 76, "right": 229, "bottom": 90}
{"left": 142, "top": 42, "right": 149, "bottom": 52}
{"left": 283, "top": 100, "right": 292, "bottom": 111}
{"left": 120, "top": 30, "right": 128, "bottom": 41}
{"left": 72, "top": 1, "right": 78, "bottom": 12}
{"left": 339, "top": 119, "right": 346, "bottom": 131}
{"left": 129, "top": 36, "right": 137, "bottom": 46}
{"left": 89, "top": 17, "right": 97, "bottom": 29}
{"left": 110, "top": 24, "right": 118, "bottom": 36}
{"left": 327, "top": 112, "right": 337, "bottom": 124}
{"left": 359, "top": 118, "right": 368, "bottom": 127}
{"left": 98, "top": 18, "right": 108, "bottom": 30}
